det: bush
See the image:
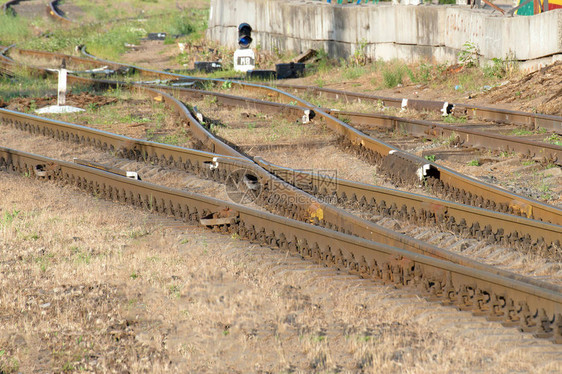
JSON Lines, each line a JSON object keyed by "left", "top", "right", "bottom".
{"left": 381, "top": 61, "right": 407, "bottom": 88}
{"left": 458, "top": 41, "right": 479, "bottom": 68}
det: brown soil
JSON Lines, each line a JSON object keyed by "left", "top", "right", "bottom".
{"left": 120, "top": 40, "right": 188, "bottom": 71}
{"left": 1, "top": 92, "right": 118, "bottom": 112}
{"left": 10, "top": 0, "right": 50, "bottom": 20}
{"left": 484, "top": 61, "right": 562, "bottom": 116}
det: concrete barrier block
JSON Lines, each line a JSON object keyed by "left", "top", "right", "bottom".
{"left": 356, "top": 5, "right": 371, "bottom": 45}
{"left": 369, "top": 5, "right": 396, "bottom": 44}
{"left": 445, "top": 8, "right": 485, "bottom": 51}
{"left": 395, "top": 5, "right": 419, "bottom": 45}
{"left": 414, "top": 6, "right": 443, "bottom": 46}
{"left": 480, "top": 15, "right": 505, "bottom": 59}
{"left": 208, "top": 0, "right": 562, "bottom": 67}
{"left": 526, "top": 11, "right": 561, "bottom": 59}
{"left": 332, "top": 6, "right": 358, "bottom": 44}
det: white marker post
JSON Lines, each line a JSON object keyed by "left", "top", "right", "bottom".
{"left": 57, "top": 65, "right": 67, "bottom": 106}
{"left": 35, "top": 59, "right": 84, "bottom": 114}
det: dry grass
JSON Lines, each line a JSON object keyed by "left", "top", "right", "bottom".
{"left": 195, "top": 99, "right": 333, "bottom": 147}
{"left": 1, "top": 172, "right": 561, "bottom": 372}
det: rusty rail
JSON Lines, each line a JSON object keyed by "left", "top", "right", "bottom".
{"left": 1, "top": 0, "right": 21, "bottom": 15}
{"left": 46, "top": 0, "right": 72, "bottom": 24}
{"left": 1, "top": 101, "right": 560, "bottom": 278}
{"left": 273, "top": 83, "right": 562, "bottom": 134}
{"left": 1, "top": 145, "right": 561, "bottom": 343}
{"left": 324, "top": 109, "right": 561, "bottom": 165}
{"left": 255, "top": 157, "right": 562, "bottom": 251}
{"left": 2, "top": 47, "right": 562, "bottom": 225}
{"left": 4, "top": 49, "right": 558, "bottom": 337}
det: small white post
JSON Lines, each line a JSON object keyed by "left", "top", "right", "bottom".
{"left": 58, "top": 60, "right": 67, "bottom": 106}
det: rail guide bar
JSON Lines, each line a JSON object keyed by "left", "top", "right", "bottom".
{"left": 73, "top": 158, "right": 141, "bottom": 180}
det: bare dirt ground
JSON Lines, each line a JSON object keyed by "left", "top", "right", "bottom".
{"left": 484, "top": 61, "right": 562, "bottom": 116}
{"left": 2, "top": 10, "right": 562, "bottom": 373}
{"left": 10, "top": 0, "right": 49, "bottom": 20}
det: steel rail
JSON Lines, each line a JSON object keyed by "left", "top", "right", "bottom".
{"left": 4, "top": 51, "right": 562, "bottom": 225}
{"left": 1, "top": 0, "right": 21, "bottom": 15}
{"left": 2, "top": 52, "right": 562, "bottom": 240}
{"left": 46, "top": 0, "right": 72, "bottom": 24}
{"left": 68, "top": 48, "right": 562, "bottom": 224}
{"left": 1, "top": 146, "right": 561, "bottom": 343}
{"left": 140, "top": 80, "right": 562, "bottom": 225}
{"left": 2, "top": 102, "right": 560, "bottom": 286}
{"left": 1, "top": 106, "right": 532, "bottom": 270}
{"left": 255, "top": 157, "right": 562, "bottom": 250}
{"left": 273, "top": 83, "right": 562, "bottom": 133}
{"left": 4, "top": 3, "right": 561, "bottom": 344}
{"left": 15, "top": 48, "right": 557, "bottom": 164}
{"left": 8, "top": 48, "right": 120, "bottom": 70}
{"left": 323, "top": 109, "right": 562, "bottom": 165}
{"left": 4, "top": 54, "right": 560, "bottom": 338}
{"left": 5, "top": 47, "right": 560, "bottom": 224}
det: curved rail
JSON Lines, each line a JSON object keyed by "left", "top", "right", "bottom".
{"left": 1, "top": 51, "right": 561, "bottom": 251}
{"left": 46, "top": 0, "right": 72, "bottom": 24}
{"left": 1, "top": 146, "right": 561, "bottom": 343}
{"left": 64, "top": 47, "right": 561, "bottom": 224}
{"left": 1, "top": 0, "right": 21, "bottom": 15}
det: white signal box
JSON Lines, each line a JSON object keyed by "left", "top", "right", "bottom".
{"left": 233, "top": 48, "right": 255, "bottom": 72}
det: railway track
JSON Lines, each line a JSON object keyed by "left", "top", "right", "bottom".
{"left": 1, "top": 9, "right": 562, "bottom": 344}
{"left": 321, "top": 108, "right": 561, "bottom": 166}
{"left": 2, "top": 49, "right": 561, "bottom": 273}
{"left": 2, "top": 83, "right": 560, "bottom": 256}
{"left": 61, "top": 47, "right": 562, "bottom": 224}
{"left": 1, "top": 145, "right": 562, "bottom": 343}
{"left": 273, "top": 83, "right": 562, "bottom": 134}
{"left": 1, "top": 87, "right": 560, "bottom": 316}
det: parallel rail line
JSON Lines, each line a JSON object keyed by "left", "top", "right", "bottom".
{"left": 1, "top": 145, "right": 561, "bottom": 343}
{"left": 274, "top": 83, "right": 562, "bottom": 133}
{"left": 2, "top": 8, "right": 562, "bottom": 343}
{"left": 323, "top": 108, "right": 562, "bottom": 165}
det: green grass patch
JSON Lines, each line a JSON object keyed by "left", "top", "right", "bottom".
{"left": 146, "top": 128, "right": 191, "bottom": 146}
{"left": 342, "top": 65, "right": 366, "bottom": 80}
{"left": 380, "top": 61, "right": 408, "bottom": 88}
{"left": 0, "top": 13, "right": 32, "bottom": 44}
{"left": 510, "top": 128, "right": 534, "bottom": 136}
{"left": 467, "top": 159, "right": 480, "bottom": 166}
{"left": 443, "top": 115, "right": 467, "bottom": 124}
{"left": 544, "top": 134, "right": 562, "bottom": 146}
{"left": 0, "top": 68, "right": 56, "bottom": 102}
{"left": 1, "top": 209, "right": 20, "bottom": 226}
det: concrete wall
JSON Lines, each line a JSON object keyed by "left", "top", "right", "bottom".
{"left": 207, "top": 0, "right": 562, "bottom": 68}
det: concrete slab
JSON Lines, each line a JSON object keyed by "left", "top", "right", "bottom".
{"left": 35, "top": 105, "right": 85, "bottom": 114}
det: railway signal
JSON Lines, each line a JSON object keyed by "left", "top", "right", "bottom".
{"left": 238, "top": 23, "right": 252, "bottom": 48}
{"left": 234, "top": 23, "right": 255, "bottom": 72}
